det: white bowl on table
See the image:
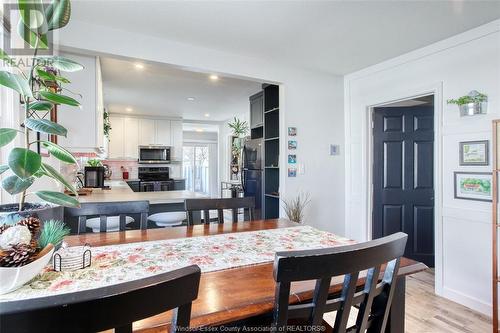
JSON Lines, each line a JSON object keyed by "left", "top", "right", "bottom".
{"left": 0, "top": 246, "right": 54, "bottom": 295}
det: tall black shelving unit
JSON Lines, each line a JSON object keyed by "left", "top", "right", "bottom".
{"left": 263, "top": 84, "right": 280, "bottom": 219}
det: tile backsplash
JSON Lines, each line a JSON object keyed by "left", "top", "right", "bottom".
{"left": 60, "top": 153, "right": 182, "bottom": 182}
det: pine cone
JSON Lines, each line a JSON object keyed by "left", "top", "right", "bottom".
{"left": 18, "top": 217, "right": 41, "bottom": 236}
{"left": 0, "top": 243, "right": 37, "bottom": 267}
{"left": 0, "top": 224, "right": 10, "bottom": 234}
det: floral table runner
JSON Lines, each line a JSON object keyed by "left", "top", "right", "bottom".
{"left": 0, "top": 225, "right": 353, "bottom": 302}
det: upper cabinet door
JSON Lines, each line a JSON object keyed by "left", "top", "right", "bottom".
{"left": 250, "top": 91, "right": 264, "bottom": 129}
{"left": 139, "top": 119, "right": 156, "bottom": 145}
{"left": 170, "top": 120, "right": 183, "bottom": 161}
{"left": 108, "top": 115, "right": 124, "bottom": 158}
{"left": 123, "top": 117, "right": 139, "bottom": 159}
{"left": 155, "top": 120, "right": 172, "bottom": 145}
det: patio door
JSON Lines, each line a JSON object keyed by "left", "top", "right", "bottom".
{"left": 183, "top": 143, "right": 217, "bottom": 196}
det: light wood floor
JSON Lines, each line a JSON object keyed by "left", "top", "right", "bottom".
{"left": 324, "top": 269, "right": 491, "bottom": 332}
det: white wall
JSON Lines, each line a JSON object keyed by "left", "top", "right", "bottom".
{"left": 56, "top": 21, "right": 346, "bottom": 234}
{"left": 344, "top": 20, "right": 500, "bottom": 315}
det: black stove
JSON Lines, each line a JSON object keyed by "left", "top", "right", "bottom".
{"left": 138, "top": 166, "right": 173, "bottom": 192}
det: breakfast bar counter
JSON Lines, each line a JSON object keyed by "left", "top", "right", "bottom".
{"left": 78, "top": 180, "right": 209, "bottom": 205}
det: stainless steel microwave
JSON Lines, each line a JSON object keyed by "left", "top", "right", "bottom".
{"left": 138, "top": 145, "right": 171, "bottom": 164}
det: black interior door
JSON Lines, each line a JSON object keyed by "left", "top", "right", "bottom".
{"left": 373, "top": 105, "right": 435, "bottom": 267}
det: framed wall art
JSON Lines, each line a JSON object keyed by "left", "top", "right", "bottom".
{"left": 454, "top": 171, "right": 492, "bottom": 202}
{"left": 459, "top": 140, "right": 489, "bottom": 166}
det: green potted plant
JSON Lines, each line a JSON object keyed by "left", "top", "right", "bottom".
{"left": 447, "top": 90, "right": 488, "bottom": 116}
{"left": 0, "top": 0, "right": 82, "bottom": 224}
{"left": 228, "top": 117, "right": 249, "bottom": 179}
{"left": 282, "top": 192, "right": 311, "bottom": 224}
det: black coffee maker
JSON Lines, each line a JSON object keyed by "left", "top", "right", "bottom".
{"left": 84, "top": 166, "right": 105, "bottom": 188}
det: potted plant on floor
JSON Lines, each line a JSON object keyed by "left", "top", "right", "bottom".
{"left": 282, "top": 192, "right": 311, "bottom": 224}
{"left": 0, "top": 0, "right": 82, "bottom": 224}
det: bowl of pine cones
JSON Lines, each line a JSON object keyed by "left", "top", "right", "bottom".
{"left": 0, "top": 217, "right": 69, "bottom": 295}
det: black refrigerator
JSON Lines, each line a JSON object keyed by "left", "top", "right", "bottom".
{"left": 242, "top": 138, "right": 263, "bottom": 220}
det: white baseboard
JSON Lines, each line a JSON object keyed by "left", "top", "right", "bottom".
{"left": 442, "top": 286, "right": 491, "bottom": 316}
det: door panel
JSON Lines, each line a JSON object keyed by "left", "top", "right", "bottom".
{"left": 373, "top": 105, "right": 435, "bottom": 267}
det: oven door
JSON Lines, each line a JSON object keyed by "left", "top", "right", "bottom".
{"left": 139, "top": 146, "right": 170, "bottom": 163}
{"left": 140, "top": 181, "right": 156, "bottom": 192}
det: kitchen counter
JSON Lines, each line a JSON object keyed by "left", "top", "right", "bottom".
{"left": 78, "top": 180, "right": 208, "bottom": 204}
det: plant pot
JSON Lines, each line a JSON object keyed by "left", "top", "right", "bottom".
{"left": 0, "top": 245, "right": 54, "bottom": 295}
{"left": 0, "top": 203, "right": 64, "bottom": 225}
{"left": 459, "top": 102, "right": 488, "bottom": 116}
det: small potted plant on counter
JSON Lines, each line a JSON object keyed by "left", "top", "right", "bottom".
{"left": 0, "top": 0, "right": 82, "bottom": 224}
{"left": 447, "top": 90, "right": 488, "bottom": 116}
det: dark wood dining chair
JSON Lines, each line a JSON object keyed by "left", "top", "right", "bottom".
{"left": 272, "top": 232, "right": 408, "bottom": 332}
{"left": 184, "top": 197, "right": 255, "bottom": 225}
{"left": 65, "top": 200, "right": 149, "bottom": 234}
{"left": 0, "top": 265, "right": 201, "bottom": 333}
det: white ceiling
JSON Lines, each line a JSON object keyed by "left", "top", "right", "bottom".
{"left": 100, "top": 57, "right": 261, "bottom": 120}
{"left": 72, "top": 1, "right": 500, "bottom": 75}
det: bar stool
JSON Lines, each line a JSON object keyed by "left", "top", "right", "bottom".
{"left": 86, "top": 216, "right": 135, "bottom": 233}
{"left": 148, "top": 212, "right": 186, "bottom": 227}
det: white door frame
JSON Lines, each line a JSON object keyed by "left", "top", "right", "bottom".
{"left": 363, "top": 83, "right": 444, "bottom": 295}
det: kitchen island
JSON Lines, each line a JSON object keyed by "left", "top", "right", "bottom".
{"left": 78, "top": 180, "right": 208, "bottom": 205}
{"left": 66, "top": 180, "right": 208, "bottom": 232}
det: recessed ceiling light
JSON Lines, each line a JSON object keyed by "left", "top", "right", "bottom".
{"left": 209, "top": 74, "right": 219, "bottom": 81}
{"left": 125, "top": 107, "right": 133, "bottom": 112}
{"left": 204, "top": 113, "right": 210, "bottom": 117}
{"left": 187, "top": 97, "right": 195, "bottom": 101}
{"left": 134, "top": 63, "right": 145, "bottom": 70}
{"left": 195, "top": 128, "right": 204, "bottom": 132}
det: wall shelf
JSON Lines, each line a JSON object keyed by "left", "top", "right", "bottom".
{"left": 264, "top": 107, "right": 279, "bottom": 114}
{"left": 263, "top": 84, "right": 280, "bottom": 219}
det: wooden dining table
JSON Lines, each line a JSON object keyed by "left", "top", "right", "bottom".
{"left": 64, "top": 219, "right": 427, "bottom": 332}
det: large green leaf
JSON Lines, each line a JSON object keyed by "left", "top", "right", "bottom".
{"left": 41, "top": 141, "right": 76, "bottom": 164}
{"left": 38, "top": 56, "right": 83, "bottom": 72}
{"left": 39, "top": 91, "right": 80, "bottom": 107}
{"left": 8, "top": 148, "right": 42, "bottom": 179}
{"left": 0, "top": 71, "right": 33, "bottom": 98}
{"left": 41, "top": 163, "right": 77, "bottom": 195}
{"left": 0, "top": 128, "right": 19, "bottom": 147}
{"left": 2, "top": 175, "right": 34, "bottom": 195}
{"left": 35, "top": 190, "right": 80, "bottom": 208}
{"left": 17, "top": 16, "right": 48, "bottom": 50}
{"left": 18, "top": 0, "right": 48, "bottom": 34}
{"left": 45, "top": 0, "right": 71, "bottom": 31}
{"left": 36, "top": 68, "right": 56, "bottom": 81}
{"left": 28, "top": 101, "right": 54, "bottom": 111}
{"left": 25, "top": 118, "right": 67, "bottom": 137}
{"left": 0, "top": 165, "right": 9, "bottom": 175}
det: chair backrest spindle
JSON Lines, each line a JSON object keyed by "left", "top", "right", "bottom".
{"left": 184, "top": 197, "right": 255, "bottom": 225}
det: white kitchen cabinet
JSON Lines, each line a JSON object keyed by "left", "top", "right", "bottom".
{"left": 155, "top": 120, "right": 171, "bottom": 145}
{"left": 123, "top": 117, "right": 139, "bottom": 158}
{"left": 170, "top": 120, "right": 183, "bottom": 161}
{"left": 139, "top": 119, "right": 156, "bottom": 145}
{"left": 58, "top": 53, "right": 104, "bottom": 151}
{"left": 108, "top": 115, "right": 124, "bottom": 158}
{"left": 108, "top": 116, "right": 183, "bottom": 160}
